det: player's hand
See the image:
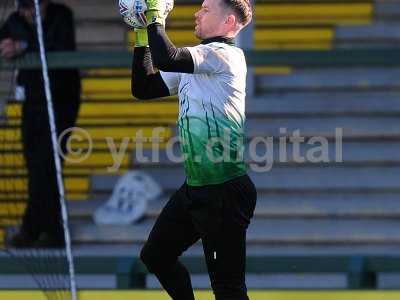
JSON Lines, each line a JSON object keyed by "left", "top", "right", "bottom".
{"left": 145, "top": 0, "right": 174, "bottom": 26}
{"left": 0, "top": 39, "right": 26, "bottom": 59}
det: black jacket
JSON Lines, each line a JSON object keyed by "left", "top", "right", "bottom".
{"left": 0, "top": 2, "right": 80, "bottom": 102}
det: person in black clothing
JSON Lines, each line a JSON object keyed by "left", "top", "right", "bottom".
{"left": 130, "top": 0, "right": 256, "bottom": 299}
{"left": 0, "top": 0, "right": 81, "bottom": 247}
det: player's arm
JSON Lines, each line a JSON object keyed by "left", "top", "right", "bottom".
{"left": 0, "top": 19, "right": 9, "bottom": 41}
{"left": 145, "top": 0, "right": 194, "bottom": 73}
{"left": 145, "top": 0, "right": 229, "bottom": 75}
{"left": 0, "top": 12, "right": 19, "bottom": 41}
{"left": 45, "top": 6, "right": 76, "bottom": 51}
{"left": 0, "top": 13, "right": 29, "bottom": 59}
{"left": 146, "top": 23, "right": 194, "bottom": 73}
{"left": 131, "top": 28, "right": 171, "bottom": 100}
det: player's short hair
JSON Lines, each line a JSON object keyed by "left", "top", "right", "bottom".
{"left": 17, "top": 0, "right": 44, "bottom": 9}
{"left": 221, "top": 0, "right": 253, "bottom": 27}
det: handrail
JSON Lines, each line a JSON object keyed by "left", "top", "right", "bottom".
{"left": 0, "top": 255, "right": 396, "bottom": 289}
{"left": 1, "top": 48, "right": 400, "bottom": 70}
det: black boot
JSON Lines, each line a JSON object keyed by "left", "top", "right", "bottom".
{"left": 8, "top": 230, "right": 38, "bottom": 248}
{"left": 34, "top": 232, "right": 65, "bottom": 248}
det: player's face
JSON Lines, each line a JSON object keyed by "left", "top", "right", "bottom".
{"left": 19, "top": 5, "right": 35, "bottom": 24}
{"left": 18, "top": 2, "right": 46, "bottom": 25}
{"left": 194, "top": 0, "right": 227, "bottom": 40}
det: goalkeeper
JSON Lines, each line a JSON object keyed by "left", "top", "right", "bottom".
{"left": 130, "top": 0, "right": 256, "bottom": 299}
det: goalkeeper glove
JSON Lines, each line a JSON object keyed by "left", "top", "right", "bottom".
{"left": 145, "top": 0, "right": 174, "bottom": 26}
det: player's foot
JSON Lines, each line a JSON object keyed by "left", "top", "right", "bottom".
{"left": 33, "top": 233, "right": 65, "bottom": 248}
{"left": 7, "top": 230, "right": 37, "bottom": 248}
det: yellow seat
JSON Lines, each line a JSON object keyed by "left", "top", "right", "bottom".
{"left": 85, "top": 68, "right": 131, "bottom": 77}
{"left": 0, "top": 218, "right": 20, "bottom": 226}
{"left": 0, "top": 189, "right": 87, "bottom": 201}
{"left": 256, "top": 3, "right": 372, "bottom": 26}
{"left": 0, "top": 137, "right": 171, "bottom": 152}
{"left": 65, "top": 192, "right": 90, "bottom": 200}
{"left": 0, "top": 202, "right": 25, "bottom": 216}
{"left": 128, "top": 2, "right": 372, "bottom": 50}
{"left": 75, "top": 126, "right": 172, "bottom": 140}
{"left": 77, "top": 102, "right": 178, "bottom": 118}
{"left": 7, "top": 117, "right": 177, "bottom": 126}
{"left": 81, "top": 77, "right": 179, "bottom": 101}
{"left": 83, "top": 59, "right": 291, "bottom": 78}
{"left": 0, "top": 152, "right": 131, "bottom": 169}
{"left": 255, "top": 28, "right": 333, "bottom": 50}
{"left": 0, "top": 192, "right": 87, "bottom": 201}
{"left": 166, "top": 3, "right": 372, "bottom": 26}
{"left": 63, "top": 167, "right": 129, "bottom": 176}
{"left": 83, "top": 93, "right": 133, "bottom": 101}
{"left": 167, "top": 5, "right": 197, "bottom": 26}
{"left": 85, "top": 66, "right": 293, "bottom": 78}
{"left": 0, "top": 228, "right": 4, "bottom": 245}
{"left": 6, "top": 101, "right": 178, "bottom": 120}
{"left": 0, "top": 166, "right": 129, "bottom": 176}
{"left": 0, "top": 126, "right": 172, "bottom": 142}
{"left": 254, "top": 66, "right": 292, "bottom": 75}
{"left": 0, "top": 128, "right": 21, "bottom": 141}
{"left": 6, "top": 101, "right": 179, "bottom": 125}
{"left": 0, "top": 177, "right": 89, "bottom": 192}
{"left": 65, "top": 152, "right": 131, "bottom": 168}
{"left": 82, "top": 78, "right": 131, "bottom": 94}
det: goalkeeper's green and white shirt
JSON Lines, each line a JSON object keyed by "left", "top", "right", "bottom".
{"left": 160, "top": 42, "right": 247, "bottom": 186}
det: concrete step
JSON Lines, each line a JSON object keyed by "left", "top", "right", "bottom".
{"left": 336, "top": 23, "right": 400, "bottom": 41}
{"left": 1, "top": 0, "right": 124, "bottom": 50}
{"left": 76, "top": 22, "right": 125, "bottom": 50}
{"left": 375, "top": 1, "right": 400, "bottom": 21}
{"left": 70, "top": 192, "right": 400, "bottom": 220}
{"left": 63, "top": 0, "right": 120, "bottom": 22}
{"left": 249, "top": 92, "right": 400, "bottom": 115}
{"left": 91, "top": 166, "right": 400, "bottom": 193}
{"left": 256, "top": 68, "right": 400, "bottom": 92}
{"left": 63, "top": 0, "right": 198, "bottom": 19}
{"left": 133, "top": 140, "right": 400, "bottom": 166}
{"left": 70, "top": 218, "right": 400, "bottom": 245}
{"left": 336, "top": 42, "right": 400, "bottom": 49}
{"left": 5, "top": 243, "right": 400, "bottom": 259}
{"left": 246, "top": 116, "right": 400, "bottom": 138}
{"left": 335, "top": 22, "right": 400, "bottom": 48}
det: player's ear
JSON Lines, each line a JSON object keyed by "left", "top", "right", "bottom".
{"left": 225, "top": 13, "right": 237, "bottom": 28}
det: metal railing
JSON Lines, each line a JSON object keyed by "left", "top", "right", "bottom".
{"left": 1, "top": 49, "right": 400, "bottom": 70}
{"left": 1, "top": 255, "right": 398, "bottom": 289}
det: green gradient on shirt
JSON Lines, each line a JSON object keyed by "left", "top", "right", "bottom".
{"left": 178, "top": 115, "right": 246, "bottom": 186}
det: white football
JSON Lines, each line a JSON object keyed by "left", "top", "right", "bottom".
{"left": 118, "top": 0, "right": 147, "bottom": 28}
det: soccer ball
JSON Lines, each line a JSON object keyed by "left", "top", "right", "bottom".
{"left": 118, "top": 0, "right": 147, "bottom": 28}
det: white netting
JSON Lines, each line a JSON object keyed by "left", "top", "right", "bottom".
{"left": 0, "top": 1, "right": 77, "bottom": 299}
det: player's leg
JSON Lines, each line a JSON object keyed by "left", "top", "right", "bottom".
{"left": 12, "top": 101, "right": 49, "bottom": 247}
{"left": 26, "top": 100, "right": 65, "bottom": 247}
{"left": 39, "top": 91, "right": 80, "bottom": 245}
{"left": 202, "top": 225, "right": 248, "bottom": 299}
{"left": 140, "top": 183, "right": 200, "bottom": 300}
{"left": 192, "top": 175, "right": 257, "bottom": 300}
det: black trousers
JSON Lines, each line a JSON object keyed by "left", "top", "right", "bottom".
{"left": 140, "top": 174, "right": 257, "bottom": 300}
{"left": 20, "top": 95, "right": 80, "bottom": 240}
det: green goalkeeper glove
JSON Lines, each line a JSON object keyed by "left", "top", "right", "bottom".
{"left": 145, "top": 0, "right": 174, "bottom": 26}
